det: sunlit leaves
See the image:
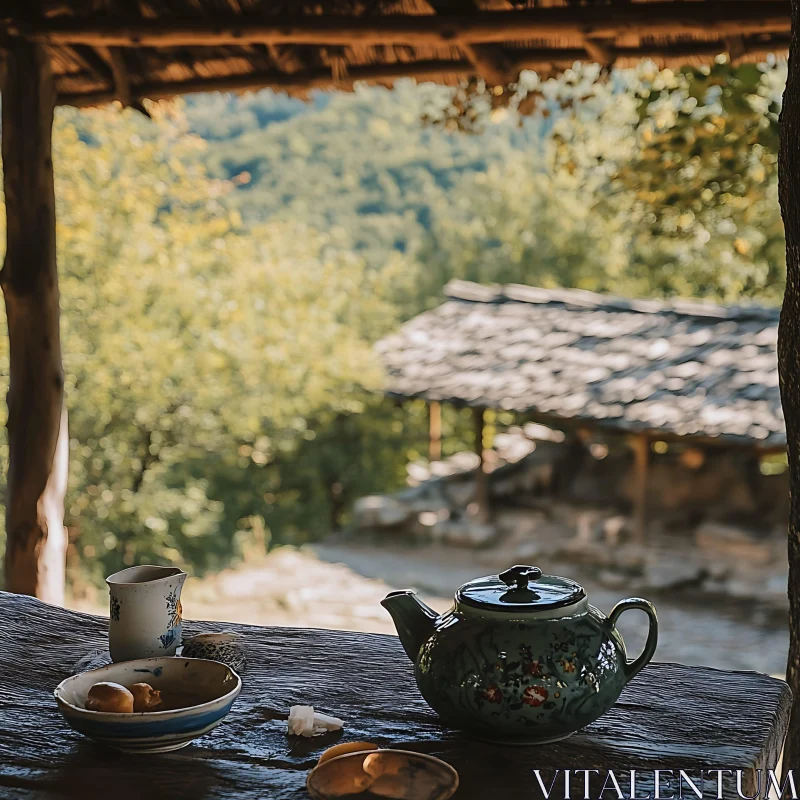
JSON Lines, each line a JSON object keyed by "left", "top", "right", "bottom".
{"left": 417, "top": 59, "right": 785, "bottom": 304}
{"left": 614, "top": 59, "right": 785, "bottom": 302}
{"left": 1, "top": 102, "right": 408, "bottom": 586}
{"left": 0, "top": 64, "right": 787, "bottom": 590}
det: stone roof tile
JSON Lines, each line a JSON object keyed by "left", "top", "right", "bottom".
{"left": 376, "top": 280, "right": 784, "bottom": 446}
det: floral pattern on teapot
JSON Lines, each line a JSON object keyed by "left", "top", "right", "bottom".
{"left": 415, "top": 608, "right": 627, "bottom": 741}
{"left": 383, "top": 565, "right": 658, "bottom": 744}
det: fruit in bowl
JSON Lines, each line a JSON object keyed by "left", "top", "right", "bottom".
{"left": 54, "top": 657, "right": 241, "bottom": 753}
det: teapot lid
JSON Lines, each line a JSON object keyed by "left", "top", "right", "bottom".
{"left": 456, "top": 565, "right": 585, "bottom": 613}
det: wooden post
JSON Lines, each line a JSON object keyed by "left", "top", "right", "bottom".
{"left": 631, "top": 434, "right": 649, "bottom": 544}
{"left": 428, "top": 401, "right": 442, "bottom": 462}
{"left": 1, "top": 40, "right": 68, "bottom": 604}
{"left": 473, "top": 407, "right": 490, "bottom": 522}
{"left": 779, "top": 0, "right": 800, "bottom": 774}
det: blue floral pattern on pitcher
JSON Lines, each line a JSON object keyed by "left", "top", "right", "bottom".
{"left": 165, "top": 588, "right": 181, "bottom": 628}
{"left": 106, "top": 565, "right": 187, "bottom": 662}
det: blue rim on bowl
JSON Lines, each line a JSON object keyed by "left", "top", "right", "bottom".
{"left": 54, "top": 657, "right": 242, "bottom": 753}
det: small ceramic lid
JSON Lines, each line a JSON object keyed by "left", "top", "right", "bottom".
{"left": 456, "top": 565, "right": 586, "bottom": 613}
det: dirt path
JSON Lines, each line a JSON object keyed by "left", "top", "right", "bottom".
{"left": 69, "top": 541, "right": 789, "bottom": 675}
{"left": 69, "top": 546, "right": 446, "bottom": 635}
{"left": 312, "top": 540, "right": 789, "bottom": 675}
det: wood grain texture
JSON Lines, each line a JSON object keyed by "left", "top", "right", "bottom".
{"left": 778, "top": 0, "right": 800, "bottom": 776}
{"left": 19, "top": 4, "right": 792, "bottom": 48}
{"left": 0, "top": 40, "right": 68, "bottom": 605}
{"left": 421, "top": 0, "right": 514, "bottom": 87}
{"left": 58, "top": 59, "right": 474, "bottom": 108}
{"left": 2, "top": 1, "right": 793, "bottom": 106}
{"left": 0, "top": 592, "right": 791, "bottom": 799}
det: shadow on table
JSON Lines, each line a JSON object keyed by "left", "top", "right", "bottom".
{"left": 44, "top": 741, "right": 222, "bottom": 798}
{"left": 44, "top": 738, "right": 308, "bottom": 799}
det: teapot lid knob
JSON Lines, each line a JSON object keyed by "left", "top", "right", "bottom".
{"left": 457, "top": 565, "right": 584, "bottom": 612}
{"left": 499, "top": 565, "right": 542, "bottom": 590}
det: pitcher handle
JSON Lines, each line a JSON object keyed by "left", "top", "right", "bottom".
{"left": 608, "top": 598, "right": 658, "bottom": 684}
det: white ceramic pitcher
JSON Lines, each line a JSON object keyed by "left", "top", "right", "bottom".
{"left": 106, "top": 565, "right": 187, "bottom": 662}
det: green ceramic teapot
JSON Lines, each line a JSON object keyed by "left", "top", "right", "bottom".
{"left": 382, "top": 564, "right": 658, "bottom": 744}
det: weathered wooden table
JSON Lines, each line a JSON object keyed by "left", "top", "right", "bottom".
{"left": 0, "top": 592, "right": 791, "bottom": 799}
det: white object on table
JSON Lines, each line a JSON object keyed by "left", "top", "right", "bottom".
{"left": 287, "top": 704, "right": 344, "bottom": 737}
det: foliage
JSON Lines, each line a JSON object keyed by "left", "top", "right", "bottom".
{"left": 0, "top": 104, "right": 425, "bottom": 585}
{"left": 0, "top": 58, "right": 788, "bottom": 589}
{"left": 416, "top": 69, "right": 634, "bottom": 297}
{"left": 612, "top": 60, "right": 785, "bottom": 302}
{"left": 414, "top": 60, "right": 786, "bottom": 304}
{"left": 182, "top": 80, "right": 544, "bottom": 297}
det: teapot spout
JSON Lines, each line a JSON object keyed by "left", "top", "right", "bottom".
{"left": 381, "top": 590, "right": 438, "bottom": 661}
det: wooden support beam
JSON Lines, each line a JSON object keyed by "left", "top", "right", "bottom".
{"left": 630, "top": 434, "right": 650, "bottom": 545}
{"left": 64, "top": 44, "right": 115, "bottom": 86}
{"left": 91, "top": 45, "right": 150, "bottom": 116}
{"left": 582, "top": 37, "right": 616, "bottom": 69}
{"left": 777, "top": 0, "right": 800, "bottom": 776}
{"left": 1, "top": 39, "right": 68, "bottom": 604}
{"left": 54, "top": 32, "right": 791, "bottom": 107}
{"left": 58, "top": 58, "right": 473, "bottom": 106}
{"left": 473, "top": 407, "right": 490, "bottom": 523}
{"left": 266, "top": 43, "right": 307, "bottom": 75}
{"left": 459, "top": 42, "right": 513, "bottom": 86}
{"left": 428, "top": 401, "right": 442, "bottom": 462}
{"left": 102, "top": 46, "right": 132, "bottom": 107}
{"left": 725, "top": 34, "right": 748, "bottom": 64}
{"left": 16, "top": 3, "right": 792, "bottom": 48}
{"left": 422, "top": 0, "right": 514, "bottom": 85}
{"left": 513, "top": 36, "right": 791, "bottom": 72}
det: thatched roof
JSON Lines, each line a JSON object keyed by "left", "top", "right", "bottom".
{"left": 1, "top": 1, "right": 790, "bottom": 108}
{"left": 376, "top": 281, "right": 784, "bottom": 446}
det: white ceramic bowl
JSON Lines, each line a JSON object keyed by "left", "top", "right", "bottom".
{"left": 54, "top": 657, "right": 241, "bottom": 753}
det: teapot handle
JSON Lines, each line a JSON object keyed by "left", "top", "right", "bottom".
{"left": 608, "top": 598, "right": 658, "bottom": 684}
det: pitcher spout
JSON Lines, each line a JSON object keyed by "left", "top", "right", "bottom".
{"left": 381, "top": 590, "right": 439, "bottom": 661}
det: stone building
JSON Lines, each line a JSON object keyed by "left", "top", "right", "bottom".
{"left": 363, "top": 281, "right": 787, "bottom": 559}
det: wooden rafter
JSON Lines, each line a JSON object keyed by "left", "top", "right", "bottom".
{"left": 725, "top": 34, "right": 748, "bottom": 64}
{"left": 265, "top": 43, "right": 307, "bottom": 74}
{"left": 54, "top": 32, "right": 791, "bottom": 106}
{"left": 582, "top": 37, "right": 616, "bottom": 69}
{"left": 14, "top": 3, "right": 792, "bottom": 48}
{"left": 90, "top": 45, "right": 151, "bottom": 115}
{"left": 460, "top": 43, "right": 513, "bottom": 85}
{"left": 58, "top": 58, "right": 473, "bottom": 106}
{"left": 64, "top": 44, "right": 114, "bottom": 86}
{"left": 100, "top": 46, "right": 132, "bottom": 107}
{"left": 222, "top": 0, "right": 312, "bottom": 78}
{"left": 512, "top": 36, "right": 791, "bottom": 72}
{"left": 423, "top": 0, "right": 514, "bottom": 86}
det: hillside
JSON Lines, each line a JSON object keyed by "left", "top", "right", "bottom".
{"left": 0, "top": 62, "right": 785, "bottom": 591}
{"left": 183, "top": 82, "right": 545, "bottom": 270}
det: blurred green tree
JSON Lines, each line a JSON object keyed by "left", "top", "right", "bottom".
{"left": 611, "top": 59, "right": 785, "bottom": 302}
{"left": 417, "top": 60, "right": 785, "bottom": 304}
{"left": 0, "top": 103, "right": 423, "bottom": 587}
{"left": 0, "top": 61, "right": 787, "bottom": 592}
